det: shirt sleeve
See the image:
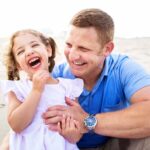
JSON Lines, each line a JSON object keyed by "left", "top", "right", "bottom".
{"left": 67, "top": 78, "right": 84, "bottom": 99}
{"left": 120, "top": 58, "right": 150, "bottom": 101}
{"left": 0, "top": 80, "right": 24, "bottom": 103}
{"left": 52, "top": 62, "right": 75, "bottom": 79}
{"left": 59, "top": 78, "right": 84, "bottom": 100}
{"left": 52, "top": 62, "right": 66, "bottom": 78}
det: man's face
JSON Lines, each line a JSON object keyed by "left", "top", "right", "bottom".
{"left": 64, "top": 26, "right": 106, "bottom": 80}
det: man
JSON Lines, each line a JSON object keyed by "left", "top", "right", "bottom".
{"left": 1, "top": 8, "right": 150, "bottom": 150}
{"left": 43, "top": 8, "right": 150, "bottom": 150}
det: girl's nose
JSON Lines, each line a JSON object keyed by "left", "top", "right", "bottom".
{"left": 26, "top": 49, "right": 34, "bottom": 56}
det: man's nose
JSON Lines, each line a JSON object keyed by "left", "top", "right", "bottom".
{"left": 70, "top": 48, "right": 80, "bottom": 59}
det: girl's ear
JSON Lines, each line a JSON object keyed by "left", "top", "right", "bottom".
{"left": 16, "top": 63, "right": 22, "bottom": 71}
{"left": 103, "top": 41, "right": 114, "bottom": 57}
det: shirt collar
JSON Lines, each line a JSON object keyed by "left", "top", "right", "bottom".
{"left": 82, "top": 55, "right": 114, "bottom": 95}
{"left": 102, "top": 56, "right": 110, "bottom": 77}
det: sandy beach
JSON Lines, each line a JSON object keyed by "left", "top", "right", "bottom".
{"left": 0, "top": 37, "right": 150, "bottom": 143}
{"left": 0, "top": 104, "right": 9, "bottom": 143}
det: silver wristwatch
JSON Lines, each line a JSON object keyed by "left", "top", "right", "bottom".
{"left": 84, "top": 114, "right": 97, "bottom": 131}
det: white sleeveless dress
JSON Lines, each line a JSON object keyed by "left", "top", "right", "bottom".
{"left": 0, "top": 78, "right": 83, "bottom": 150}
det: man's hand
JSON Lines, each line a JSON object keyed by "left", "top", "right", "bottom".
{"left": 42, "top": 105, "right": 66, "bottom": 131}
{"left": 65, "top": 97, "right": 88, "bottom": 133}
{"left": 42, "top": 97, "right": 88, "bottom": 133}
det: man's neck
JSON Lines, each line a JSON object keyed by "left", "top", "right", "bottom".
{"left": 83, "top": 59, "right": 105, "bottom": 91}
{"left": 84, "top": 70, "right": 102, "bottom": 91}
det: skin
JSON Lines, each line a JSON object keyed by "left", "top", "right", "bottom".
{"left": 57, "top": 115, "right": 82, "bottom": 143}
{"left": 43, "top": 25, "right": 150, "bottom": 142}
{"left": 13, "top": 33, "right": 51, "bottom": 77}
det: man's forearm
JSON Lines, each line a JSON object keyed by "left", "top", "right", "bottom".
{"left": 94, "top": 100, "right": 150, "bottom": 138}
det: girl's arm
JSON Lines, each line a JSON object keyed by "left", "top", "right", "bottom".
{"left": 7, "top": 70, "right": 50, "bottom": 133}
{"left": 58, "top": 115, "right": 83, "bottom": 143}
{"left": 7, "top": 89, "right": 42, "bottom": 133}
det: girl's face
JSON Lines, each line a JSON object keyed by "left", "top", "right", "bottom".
{"left": 12, "top": 33, "right": 52, "bottom": 78}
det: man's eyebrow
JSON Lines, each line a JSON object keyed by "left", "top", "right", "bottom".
{"left": 30, "top": 41, "right": 38, "bottom": 44}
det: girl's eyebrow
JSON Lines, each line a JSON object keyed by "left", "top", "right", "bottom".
{"left": 14, "top": 46, "right": 23, "bottom": 52}
{"left": 15, "top": 40, "right": 39, "bottom": 51}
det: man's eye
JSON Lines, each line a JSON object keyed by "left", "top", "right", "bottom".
{"left": 80, "top": 47, "right": 89, "bottom": 52}
{"left": 32, "top": 44, "right": 39, "bottom": 47}
{"left": 66, "top": 43, "right": 72, "bottom": 48}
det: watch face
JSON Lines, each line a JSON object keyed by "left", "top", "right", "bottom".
{"left": 84, "top": 115, "right": 97, "bottom": 130}
{"left": 86, "top": 116, "right": 96, "bottom": 126}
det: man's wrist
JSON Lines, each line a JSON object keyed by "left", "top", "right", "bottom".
{"left": 83, "top": 114, "right": 98, "bottom": 133}
{"left": 80, "top": 113, "right": 89, "bottom": 133}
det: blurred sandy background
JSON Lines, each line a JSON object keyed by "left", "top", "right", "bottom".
{"left": 0, "top": 36, "right": 150, "bottom": 143}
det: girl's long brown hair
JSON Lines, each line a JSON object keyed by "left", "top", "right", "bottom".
{"left": 4, "top": 29, "right": 56, "bottom": 80}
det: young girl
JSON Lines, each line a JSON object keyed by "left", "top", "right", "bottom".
{"left": 0, "top": 29, "right": 83, "bottom": 150}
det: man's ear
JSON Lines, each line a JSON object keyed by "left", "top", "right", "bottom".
{"left": 103, "top": 41, "right": 114, "bottom": 57}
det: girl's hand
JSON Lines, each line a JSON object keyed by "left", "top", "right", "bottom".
{"left": 32, "top": 70, "right": 49, "bottom": 92}
{"left": 57, "top": 115, "right": 83, "bottom": 143}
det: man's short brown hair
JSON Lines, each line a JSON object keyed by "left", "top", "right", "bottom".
{"left": 70, "top": 8, "right": 114, "bottom": 47}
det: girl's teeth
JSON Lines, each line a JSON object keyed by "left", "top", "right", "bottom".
{"left": 29, "top": 58, "right": 39, "bottom": 63}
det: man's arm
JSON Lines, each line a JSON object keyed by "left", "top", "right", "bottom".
{"left": 43, "top": 86, "right": 150, "bottom": 139}
{"left": 95, "top": 86, "right": 150, "bottom": 138}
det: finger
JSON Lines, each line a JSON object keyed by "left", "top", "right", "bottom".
{"left": 61, "top": 115, "right": 66, "bottom": 130}
{"left": 66, "top": 116, "right": 71, "bottom": 128}
{"left": 44, "top": 116, "right": 62, "bottom": 124}
{"left": 65, "top": 97, "right": 79, "bottom": 106}
{"left": 48, "top": 124, "right": 59, "bottom": 131}
{"left": 46, "top": 105, "right": 67, "bottom": 111}
{"left": 42, "top": 72, "right": 50, "bottom": 79}
{"left": 57, "top": 122, "right": 62, "bottom": 133}
{"left": 39, "top": 73, "right": 49, "bottom": 83}
{"left": 43, "top": 110, "right": 63, "bottom": 119}
{"left": 69, "top": 117, "right": 75, "bottom": 128}
{"left": 73, "top": 120, "right": 80, "bottom": 129}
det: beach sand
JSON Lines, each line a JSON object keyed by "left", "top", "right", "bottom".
{"left": 0, "top": 37, "right": 150, "bottom": 143}
{"left": 0, "top": 104, "right": 9, "bottom": 143}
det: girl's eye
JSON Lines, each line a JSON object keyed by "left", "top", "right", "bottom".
{"left": 17, "top": 50, "right": 24, "bottom": 55}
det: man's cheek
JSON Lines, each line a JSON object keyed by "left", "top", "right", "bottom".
{"left": 64, "top": 49, "right": 70, "bottom": 56}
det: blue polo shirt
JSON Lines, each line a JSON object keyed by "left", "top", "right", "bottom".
{"left": 52, "top": 54, "right": 150, "bottom": 148}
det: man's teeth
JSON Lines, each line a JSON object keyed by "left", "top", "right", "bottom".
{"left": 74, "top": 62, "right": 83, "bottom": 65}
